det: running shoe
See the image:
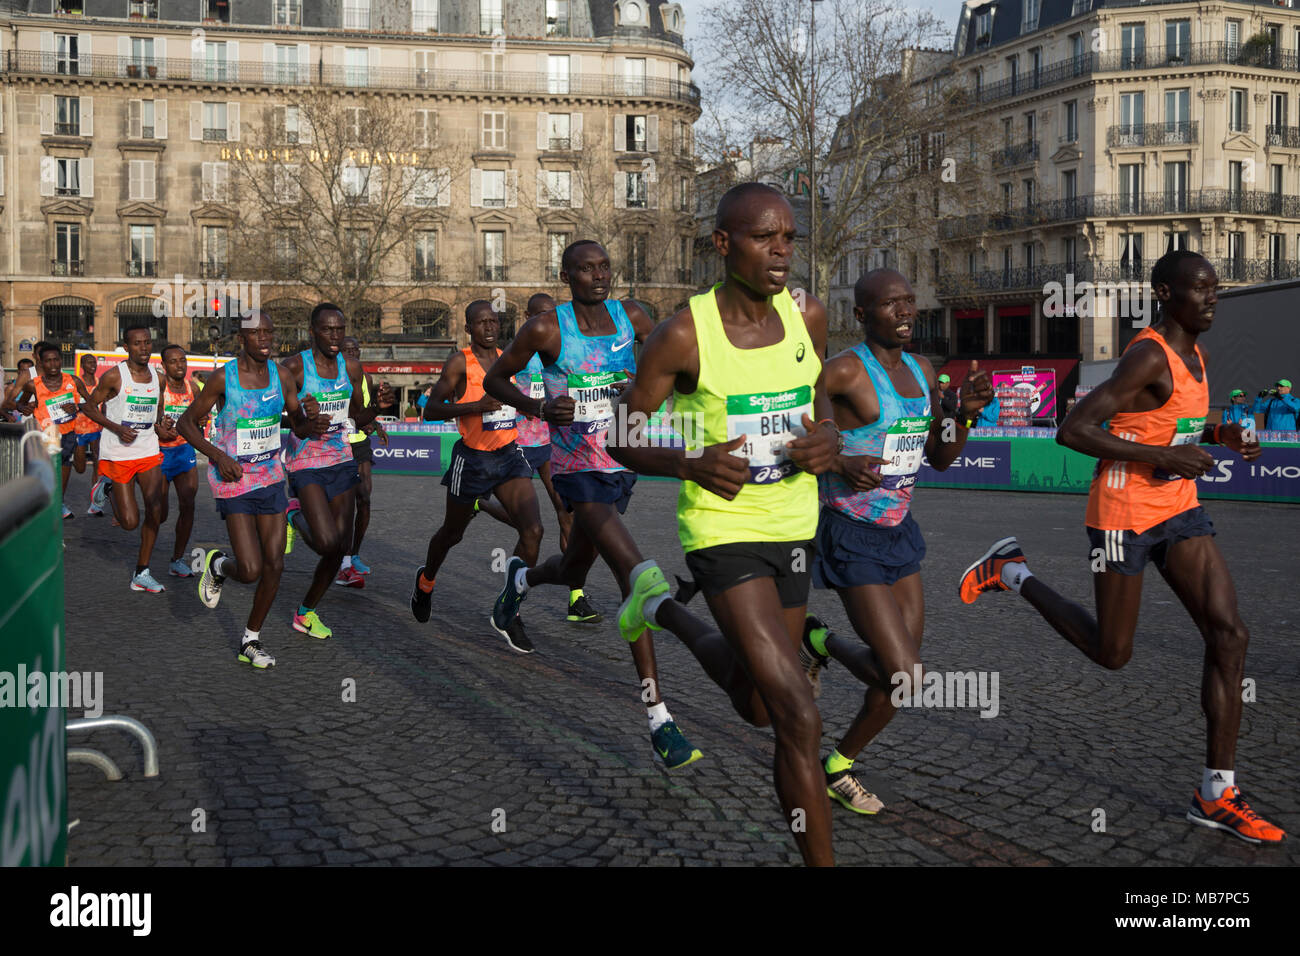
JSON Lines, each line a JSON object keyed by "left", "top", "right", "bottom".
{"left": 1187, "top": 786, "right": 1286, "bottom": 844}
{"left": 800, "top": 614, "right": 832, "bottom": 700}
{"left": 168, "top": 558, "right": 193, "bottom": 578}
{"left": 826, "top": 769, "right": 884, "bottom": 815}
{"left": 651, "top": 721, "right": 702, "bottom": 770}
{"left": 334, "top": 566, "right": 365, "bottom": 588}
{"left": 567, "top": 591, "right": 601, "bottom": 624}
{"left": 90, "top": 476, "right": 111, "bottom": 512}
{"left": 198, "top": 549, "right": 227, "bottom": 609}
{"left": 491, "top": 556, "right": 529, "bottom": 631}
{"left": 489, "top": 614, "right": 535, "bottom": 654}
{"left": 284, "top": 498, "right": 300, "bottom": 555}
{"left": 86, "top": 503, "right": 104, "bottom": 516}
{"left": 237, "top": 640, "right": 276, "bottom": 669}
{"left": 617, "top": 560, "right": 670, "bottom": 643}
{"left": 958, "top": 536, "right": 1026, "bottom": 605}
{"left": 351, "top": 555, "right": 371, "bottom": 575}
{"left": 129, "top": 569, "right": 166, "bottom": 593}
{"left": 292, "top": 609, "right": 332, "bottom": 640}
{"left": 410, "top": 565, "right": 432, "bottom": 623}
{"left": 62, "top": 503, "right": 73, "bottom": 520}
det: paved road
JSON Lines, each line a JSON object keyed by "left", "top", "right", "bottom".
{"left": 60, "top": 472, "right": 1299, "bottom": 865}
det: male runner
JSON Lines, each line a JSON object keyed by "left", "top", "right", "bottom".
{"left": 178, "top": 310, "right": 326, "bottom": 668}
{"left": 1, "top": 341, "right": 94, "bottom": 519}
{"left": 605, "top": 184, "right": 842, "bottom": 864}
{"left": 81, "top": 327, "right": 177, "bottom": 591}
{"left": 3, "top": 357, "right": 36, "bottom": 421}
{"left": 959, "top": 249, "right": 1285, "bottom": 844}
{"left": 798, "top": 269, "right": 993, "bottom": 815}
{"left": 339, "top": 336, "right": 387, "bottom": 579}
{"left": 281, "top": 304, "right": 390, "bottom": 638}
{"left": 484, "top": 240, "right": 710, "bottom": 774}
{"left": 73, "top": 353, "right": 103, "bottom": 494}
{"left": 410, "top": 301, "right": 544, "bottom": 653}
{"left": 473, "top": 292, "right": 599, "bottom": 623}
{"left": 157, "top": 345, "right": 202, "bottom": 577}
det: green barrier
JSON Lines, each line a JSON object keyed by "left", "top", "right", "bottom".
{"left": 0, "top": 443, "right": 68, "bottom": 867}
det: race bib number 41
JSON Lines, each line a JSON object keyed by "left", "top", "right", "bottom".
{"left": 878, "top": 416, "right": 932, "bottom": 489}
{"left": 122, "top": 394, "right": 158, "bottom": 430}
{"left": 235, "top": 414, "right": 281, "bottom": 464}
{"left": 726, "top": 386, "right": 812, "bottom": 484}
{"left": 1153, "top": 416, "right": 1207, "bottom": 481}
{"left": 567, "top": 371, "right": 627, "bottom": 435}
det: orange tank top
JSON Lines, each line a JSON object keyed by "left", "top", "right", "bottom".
{"left": 33, "top": 373, "right": 79, "bottom": 435}
{"left": 457, "top": 347, "right": 517, "bottom": 451}
{"left": 1086, "top": 327, "right": 1209, "bottom": 534}
{"left": 160, "top": 378, "right": 197, "bottom": 448}
{"left": 75, "top": 373, "right": 101, "bottom": 434}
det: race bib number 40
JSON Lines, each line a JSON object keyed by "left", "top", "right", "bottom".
{"left": 878, "top": 416, "right": 932, "bottom": 489}
{"left": 313, "top": 389, "right": 351, "bottom": 434}
{"left": 567, "top": 371, "right": 627, "bottom": 435}
{"left": 235, "top": 414, "right": 281, "bottom": 464}
{"left": 726, "top": 386, "right": 812, "bottom": 484}
{"left": 1153, "top": 416, "right": 1207, "bottom": 481}
{"left": 45, "top": 391, "right": 76, "bottom": 426}
{"left": 122, "top": 394, "right": 158, "bottom": 430}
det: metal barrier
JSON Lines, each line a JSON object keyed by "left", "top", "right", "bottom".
{"left": 66, "top": 716, "right": 160, "bottom": 779}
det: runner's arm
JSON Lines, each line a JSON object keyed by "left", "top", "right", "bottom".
{"left": 821, "top": 352, "right": 889, "bottom": 489}
{"left": 279, "top": 363, "right": 324, "bottom": 439}
{"left": 483, "top": 314, "right": 561, "bottom": 419}
{"left": 420, "top": 351, "right": 479, "bottom": 421}
{"left": 0, "top": 378, "right": 36, "bottom": 414}
{"left": 80, "top": 367, "right": 131, "bottom": 440}
{"left": 786, "top": 294, "right": 839, "bottom": 475}
{"left": 347, "top": 357, "right": 388, "bottom": 429}
{"left": 176, "top": 366, "right": 227, "bottom": 462}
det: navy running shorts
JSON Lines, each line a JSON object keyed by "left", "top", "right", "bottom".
{"left": 161, "top": 443, "right": 197, "bottom": 481}
{"left": 441, "top": 439, "right": 531, "bottom": 502}
{"left": 812, "top": 507, "right": 926, "bottom": 590}
{"left": 1086, "top": 505, "right": 1216, "bottom": 575}
{"left": 289, "top": 460, "right": 361, "bottom": 500}
{"left": 684, "top": 539, "right": 814, "bottom": 609}
{"left": 551, "top": 470, "right": 636, "bottom": 514}
{"left": 215, "top": 482, "right": 288, "bottom": 518}
{"left": 521, "top": 442, "right": 551, "bottom": 473}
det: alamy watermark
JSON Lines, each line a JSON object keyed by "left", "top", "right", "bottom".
{"left": 890, "top": 666, "right": 1000, "bottom": 718}
{"left": 1042, "top": 273, "right": 1152, "bottom": 326}
{"left": 150, "top": 274, "right": 262, "bottom": 322}
{"left": 0, "top": 665, "right": 103, "bottom": 718}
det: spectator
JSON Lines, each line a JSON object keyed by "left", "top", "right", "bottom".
{"left": 1222, "top": 388, "right": 1253, "bottom": 427}
{"left": 974, "top": 392, "right": 1001, "bottom": 428}
{"left": 403, "top": 400, "right": 420, "bottom": 420}
{"left": 938, "top": 373, "right": 959, "bottom": 419}
{"left": 1252, "top": 379, "right": 1300, "bottom": 431}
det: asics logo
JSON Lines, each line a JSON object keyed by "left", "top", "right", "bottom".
{"left": 796, "top": 343, "right": 806, "bottom": 362}
{"left": 611, "top": 339, "right": 632, "bottom": 352}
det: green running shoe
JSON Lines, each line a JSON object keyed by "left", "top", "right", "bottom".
{"left": 292, "top": 609, "right": 332, "bottom": 639}
{"left": 617, "top": 560, "right": 669, "bottom": 643}
{"left": 651, "top": 720, "right": 702, "bottom": 770}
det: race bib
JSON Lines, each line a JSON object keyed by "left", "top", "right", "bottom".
{"left": 1153, "top": 416, "right": 1207, "bottom": 481}
{"left": 878, "top": 415, "right": 932, "bottom": 489}
{"left": 529, "top": 379, "right": 546, "bottom": 401}
{"left": 45, "top": 391, "right": 76, "bottom": 426}
{"left": 482, "top": 402, "right": 517, "bottom": 431}
{"left": 313, "top": 388, "right": 351, "bottom": 434}
{"left": 164, "top": 400, "right": 190, "bottom": 422}
{"left": 122, "top": 394, "right": 158, "bottom": 430}
{"left": 235, "top": 414, "right": 281, "bottom": 464}
{"left": 567, "top": 371, "right": 627, "bottom": 435}
{"left": 726, "top": 386, "right": 813, "bottom": 484}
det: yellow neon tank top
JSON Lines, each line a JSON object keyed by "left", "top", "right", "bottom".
{"left": 674, "top": 283, "right": 821, "bottom": 553}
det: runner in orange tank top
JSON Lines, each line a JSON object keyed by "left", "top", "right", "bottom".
{"left": 957, "top": 250, "right": 1285, "bottom": 845}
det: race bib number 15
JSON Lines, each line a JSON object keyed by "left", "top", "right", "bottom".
{"left": 567, "top": 371, "right": 627, "bottom": 435}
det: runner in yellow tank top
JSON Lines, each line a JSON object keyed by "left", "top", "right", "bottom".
{"left": 958, "top": 251, "right": 1285, "bottom": 844}
{"left": 608, "top": 183, "right": 842, "bottom": 866}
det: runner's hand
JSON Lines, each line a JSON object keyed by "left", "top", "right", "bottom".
{"left": 156, "top": 416, "right": 178, "bottom": 442}
{"left": 684, "top": 434, "right": 750, "bottom": 500}
{"left": 836, "top": 453, "right": 891, "bottom": 491}
{"left": 375, "top": 423, "right": 389, "bottom": 447}
{"left": 376, "top": 381, "right": 395, "bottom": 407}
{"left": 786, "top": 414, "right": 839, "bottom": 475}
{"left": 1156, "top": 444, "right": 1215, "bottom": 478}
{"left": 115, "top": 424, "right": 137, "bottom": 444}
{"left": 1219, "top": 423, "right": 1262, "bottom": 461}
{"left": 301, "top": 394, "right": 320, "bottom": 419}
{"left": 16, "top": 399, "right": 35, "bottom": 416}
{"left": 215, "top": 451, "right": 243, "bottom": 482}
{"left": 959, "top": 359, "right": 994, "bottom": 418}
{"left": 610, "top": 377, "right": 632, "bottom": 396}
{"left": 477, "top": 396, "right": 503, "bottom": 414}
{"left": 543, "top": 396, "right": 575, "bottom": 427}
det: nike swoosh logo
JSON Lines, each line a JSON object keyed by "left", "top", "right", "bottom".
{"left": 611, "top": 339, "right": 632, "bottom": 352}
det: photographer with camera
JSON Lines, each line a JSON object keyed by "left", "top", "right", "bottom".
{"left": 1221, "top": 388, "right": 1253, "bottom": 427}
{"left": 1251, "top": 379, "right": 1300, "bottom": 431}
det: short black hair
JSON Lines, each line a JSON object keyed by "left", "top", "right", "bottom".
{"left": 853, "top": 268, "right": 907, "bottom": 312}
{"left": 79, "top": 352, "right": 97, "bottom": 366}
{"left": 122, "top": 324, "right": 153, "bottom": 342}
{"left": 17, "top": 357, "right": 34, "bottom": 368}
{"left": 715, "top": 182, "right": 788, "bottom": 233}
{"left": 37, "top": 343, "right": 61, "bottom": 361}
{"left": 311, "top": 302, "right": 344, "bottom": 328}
{"left": 160, "top": 343, "right": 186, "bottom": 360}
{"left": 464, "top": 299, "right": 495, "bottom": 324}
{"left": 560, "top": 239, "right": 605, "bottom": 273}
{"left": 1151, "top": 249, "right": 1209, "bottom": 290}
{"left": 342, "top": 335, "right": 360, "bottom": 348}
{"left": 527, "top": 292, "right": 556, "bottom": 315}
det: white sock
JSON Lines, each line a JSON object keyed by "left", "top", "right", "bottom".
{"left": 1001, "top": 561, "right": 1033, "bottom": 593}
{"left": 647, "top": 702, "right": 671, "bottom": 733}
{"left": 342, "top": 555, "right": 352, "bottom": 570}
{"left": 643, "top": 593, "right": 669, "bottom": 626}
{"left": 242, "top": 628, "right": 259, "bottom": 647}
{"left": 514, "top": 566, "right": 530, "bottom": 595}
{"left": 1202, "top": 767, "right": 1235, "bottom": 801}
{"left": 213, "top": 555, "right": 231, "bottom": 577}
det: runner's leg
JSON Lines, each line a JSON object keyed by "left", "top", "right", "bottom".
{"left": 296, "top": 482, "right": 352, "bottom": 609}
{"left": 493, "top": 475, "right": 543, "bottom": 565}
{"left": 350, "top": 460, "right": 372, "bottom": 556}
{"left": 170, "top": 467, "right": 198, "bottom": 563}
{"left": 1020, "top": 571, "right": 1144, "bottom": 670}
{"left": 421, "top": 490, "right": 479, "bottom": 579}
{"left": 538, "top": 461, "right": 572, "bottom": 552}
{"left": 249, "top": 511, "right": 287, "bottom": 632}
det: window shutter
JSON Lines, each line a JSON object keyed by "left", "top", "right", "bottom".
{"left": 191, "top": 34, "right": 204, "bottom": 79}
{"left": 537, "top": 112, "right": 549, "bottom": 150}
{"left": 77, "top": 33, "right": 93, "bottom": 72}
{"left": 216, "top": 162, "right": 228, "bottom": 201}
{"left": 470, "top": 168, "right": 482, "bottom": 207}
{"left": 39, "top": 95, "right": 54, "bottom": 135}
{"left": 118, "top": 36, "right": 130, "bottom": 76}
{"left": 228, "top": 40, "right": 239, "bottom": 80}
{"left": 368, "top": 166, "right": 383, "bottom": 205}
{"left": 614, "top": 172, "right": 626, "bottom": 209}
{"left": 614, "top": 114, "right": 626, "bottom": 151}
{"left": 369, "top": 46, "right": 380, "bottom": 84}
{"left": 298, "top": 44, "right": 311, "bottom": 84}
{"left": 228, "top": 102, "right": 240, "bottom": 141}
{"left": 537, "top": 168, "right": 550, "bottom": 207}
{"left": 401, "top": 167, "right": 415, "bottom": 206}
{"left": 572, "top": 173, "right": 583, "bottom": 209}
{"left": 155, "top": 100, "right": 168, "bottom": 139}
{"left": 647, "top": 115, "right": 659, "bottom": 152}
{"left": 506, "top": 169, "right": 518, "bottom": 208}
{"left": 647, "top": 176, "right": 657, "bottom": 209}
{"left": 571, "top": 113, "right": 583, "bottom": 149}
{"left": 40, "top": 31, "right": 55, "bottom": 72}
{"left": 144, "top": 160, "right": 156, "bottom": 202}
{"left": 300, "top": 112, "right": 313, "bottom": 144}
{"left": 80, "top": 96, "right": 93, "bottom": 137}
{"left": 129, "top": 160, "right": 142, "bottom": 200}
{"left": 0, "top": 156, "right": 5, "bottom": 197}
{"left": 190, "top": 101, "right": 202, "bottom": 140}
{"left": 264, "top": 42, "right": 276, "bottom": 83}
{"left": 129, "top": 99, "right": 142, "bottom": 138}
{"left": 154, "top": 37, "right": 166, "bottom": 78}
{"left": 80, "top": 158, "right": 93, "bottom": 198}
{"left": 273, "top": 105, "right": 285, "bottom": 140}
{"left": 202, "top": 162, "right": 213, "bottom": 202}
{"left": 437, "top": 168, "right": 451, "bottom": 206}
{"left": 40, "top": 157, "right": 56, "bottom": 197}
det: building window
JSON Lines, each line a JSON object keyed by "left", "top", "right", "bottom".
{"left": 203, "top": 101, "right": 228, "bottom": 141}
{"left": 1271, "top": 163, "right": 1284, "bottom": 195}
{"left": 548, "top": 55, "right": 570, "bottom": 95}
{"left": 282, "top": 104, "right": 301, "bottom": 143}
{"left": 481, "top": 169, "right": 506, "bottom": 207}
{"left": 1118, "top": 233, "right": 1142, "bottom": 279}
{"left": 1228, "top": 160, "right": 1245, "bottom": 201}
{"left": 1165, "top": 232, "right": 1188, "bottom": 253}
{"left": 202, "top": 225, "right": 228, "bottom": 276}
{"left": 54, "top": 223, "right": 82, "bottom": 276}
{"left": 627, "top": 234, "right": 649, "bottom": 282}
{"left": 201, "top": 161, "right": 229, "bottom": 201}
{"left": 1271, "top": 92, "right": 1288, "bottom": 130}
{"left": 55, "top": 157, "right": 82, "bottom": 196}
{"left": 274, "top": 45, "right": 299, "bottom": 85}
{"left": 1165, "top": 20, "right": 1190, "bottom": 62}
{"left": 1021, "top": 0, "right": 1040, "bottom": 33}
{"left": 344, "top": 47, "right": 370, "bottom": 88}
{"left": 1119, "top": 163, "right": 1143, "bottom": 213}
{"left": 1063, "top": 236, "right": 1077, "bottom": 265}
{"left": 342, "top": 165, "right": 370, "bottom": 202}
{"left": 1121, "top": 24, "right": 1145, "bottom": 69}
{"left": 1226, "top": 20, "right": 1241, "bottom": 57}
{"left": 345, "top": 107, "right": 367, "bottom": 142}
{"left": 1070, "top": 32, "right": 1085, "bottom": 74}
{"left": 413, "top": 0, "right": 439, "bottom": 32}
{"left": 975, "top": 12, "right": 991, "bottom": 44}
{"left": 1023, "top": 179, "right": 1035, "bottom": 208}
{"left": 274, "top": 229, "right": 298, "bottom": 272}
{"left": 480, "top": 0, "right": 503, "bottom": 35}
{"left": 128, "top": 98, "right": 159, "bottom": 139}
{"left": 481, "top": 111, "right": 506, "bottom": 149}
{"left": 415, "top": 109, "right": 438, "bottom": 148}
{"left": 1229, "top": 89, "right": 1247, "bottom": 132}
{"left": 55, "top": 95, "right": 80, "bottom": 135}
{"left": 547, "top": 232, "right": 570, "bottom": 279}
{"left": 1162, "top": 161, "right": 1187, "bottom": 211}
{"left": 343, "top": 1, "right": 370, "bottom": 30}
{"left": 625, "top": 171, "right": 648, "bottom": 208}
{"left": 1119, "top": 91, "right": 1144, "bottom": 136}
{"left": 413, "top": 230, "right": 437, "bottom": 280}
{"left": 275, "top": 1, "right": 302, "bottom": 27}
{"left": 624, "top": 58, "right": 647, "bottom": 96}
{"left": 274, "top": 164, "right": 301, "bottom": 203}
{"left": 546, "top": 112, "right": 571, "bottom": 150}
{"left": 128, "top": 225, "right": 156, "bottom": 277}
{"left": 482, "top": 51, "right": 505, "bottom": 90}
{"left": 203, "top": 0, "right": 230, "bottom": 22}
{"left": 203, "top": 40, "right": 228, "bottom": 81}
{"left": 547, "top": 0, "right": 570, "bottom": 36}
{"left": 625, "top": 114, "right": 648, "bottom": 152}
{"left": 130, "top": 36, "right": 155, "bottom": 73}
{"left": 1064, "top": 100, "right": 1078, "bottom": 142}
{"left": 127, "top": 159, "right": 156, "bottom": 201}
{"left": 544, "top": 170, "right": 571, "bottom": 207}
{"left": 483, "top": 231, "right": 506, "bottom": 281}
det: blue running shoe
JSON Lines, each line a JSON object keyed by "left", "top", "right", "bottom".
{"left": 491, "top": 556, "right": 528, "bottom": 631}
{"left": 130, "top": 569, "right": 166, "bottom": 593}
{"left": 91, "top": 476, "right": 111, "bottom": 512}
{"left": 651, "top": 721, "right": 702, "bottom": 770}
{"left": 351, "top": 555, "right": 371, "bottom": 575}
{"left": 168, "top": 558, "right": 193, "bottom": 578}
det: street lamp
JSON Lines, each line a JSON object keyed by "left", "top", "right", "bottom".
{"left": 808, "top": 0, "right": 824, "bottom": 300}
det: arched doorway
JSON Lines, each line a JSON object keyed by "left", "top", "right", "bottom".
{"left": 397, "top": 299, "right": 451, "bottom": 340}
{"left": 115, "top": 295, "right": 168, "bottom": 347}
{"left": 262, "top": 297, "right": 312, "bottom": 356}
{"left": 41, "top": 295, "right": 95, "bottom": 366}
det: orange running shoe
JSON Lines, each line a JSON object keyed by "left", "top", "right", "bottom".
{"left": 1187, "top": 786, "right": 1286, "bottom": 844}
{"left": 958, "top": 536, "right": 1026, "bottom": 605}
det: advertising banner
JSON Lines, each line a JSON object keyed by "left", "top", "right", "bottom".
{"left": 917, "top": 441, "right": 1013, "bottom": 488}
{"left": 992, "top": 366, "right": 1058, "bottom": 424}
{"left": 369, "top": 431, "right": 454, "bottom": 475}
